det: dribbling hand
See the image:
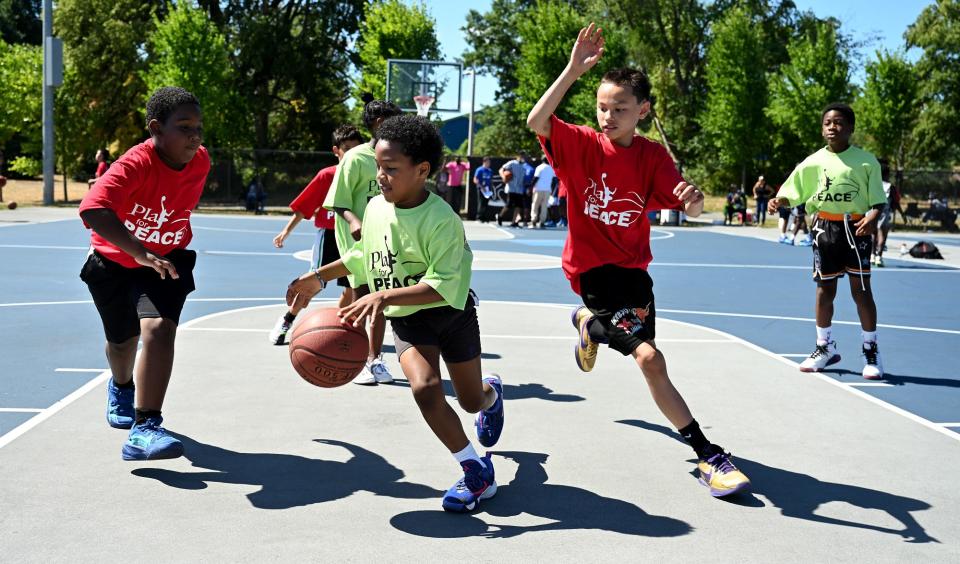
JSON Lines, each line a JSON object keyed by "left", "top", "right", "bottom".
{"left": 286, "top": 273, "right": 323, "bottom": 309}
{"left": 338, "top": 293, "right": 387, "bottom": 328}
{"left": 135, "top": 251, "right": 178, "bottom": 280}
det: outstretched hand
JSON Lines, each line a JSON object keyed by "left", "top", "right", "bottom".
{"left": 569, "top": 23, "right": 605, "bottom": 76}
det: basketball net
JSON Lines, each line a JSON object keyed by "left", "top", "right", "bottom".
{"left": 413, "top": 95, "right": 435, "bottom": 117}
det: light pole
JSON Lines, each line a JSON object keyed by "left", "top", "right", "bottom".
{"left": 464, "top": 67, "right": 477, "bottom": 157}
{"left": 42, "top": 0, "right": 62, "bottom": 205}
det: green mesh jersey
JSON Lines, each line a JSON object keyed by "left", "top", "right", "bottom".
{"left": 777, "top": 146, "right": 886, "bottom": 215}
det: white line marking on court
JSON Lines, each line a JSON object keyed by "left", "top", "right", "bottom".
{"left": 193, "top": 226, "right": 311, "bottom": 236}
{"left": 203, "top": 250, "right": 292, "bottom": 257}
{"left": 940, "top": 423, "right": 960, "bottom": 427}
{"left": 488, "top": 300, "right": 960, "bottom": 444}
{"left": 0, "top": 297, "right": 286, "bottom": 308}
{"left": 0, "top": 408, "right": 44, "bottom": 413}
{"left": 779, "top": 354, "right": 810, "bottom": 357}
{"left": 650, "top": 229, "right": 676, "bottom": 240}
{"left": 0, "top": 244, "right": 88, "bottom": 250}
{"left": 651, "top": 261, "right": 958, "bottom": 272}
{"left": 846, "top": 382, "right": 895, "bottom": 387}
{"left": 183, "top": 327, "right": 270, "bottom": 333}
{"left": 55, "top": 368, "right": 108, "bottom": 373}
{"left": 657, "top": 308, "right": 960, "bottom": 336}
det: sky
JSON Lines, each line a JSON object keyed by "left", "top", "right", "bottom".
{"left": 425, "top": 0, "right": 933, "bottom": 115}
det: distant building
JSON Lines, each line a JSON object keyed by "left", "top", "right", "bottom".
{"left": 439, "top": 109, "right": 488, "bottom": 153}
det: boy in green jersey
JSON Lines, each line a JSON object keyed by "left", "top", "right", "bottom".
{"left": 288, "top": 115, "right": 504, "bottom": 513}
{"left": 769, "top": 103, "right": 887, "bottom": 379}
{"left": 322, "top": 98, "right": 402, "bottom": 385}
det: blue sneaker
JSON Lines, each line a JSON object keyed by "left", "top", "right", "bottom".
{"left": 475, "top": 374, "right": 504, "bottom": 448}
{"left": 442, "top": 456, "right": 497, "bottom": 512}
{"left": 122, "top": 416, "right": 184, "bottom": 461}
{"left": 106, "top": 379, "right": 135, "bottom": 429}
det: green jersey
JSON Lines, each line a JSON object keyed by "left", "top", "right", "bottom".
{"left": 777, "top": 146, "right": 886, "bottom": 215}
{"left": 322, "top": 141, "right": 381, "bottom": 287}
{"left": 341, "top": 192, "right": 473, "bottom": 318}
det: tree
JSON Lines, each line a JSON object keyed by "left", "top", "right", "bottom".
{"left": 766, "top": 20, "right": 853, "bottom": 161}
{"left": 0, "top": 0, "right": 41, "bottom": 45}
{"left": 354, "top": 0, "right": 441, "bottom": 108}
{"left": 700, "top": 7, "right": 768, "bottom": 190}
{"left": 0, "top": 39, "right": 42, "bottom": 175}
{"left": 145, "top": 1, "right": 242, "bottom": 147}
{"left": 906, "top": 0, "right": 960, "bottom": 165}
{"left": 857, "top": 50, "right": 919, "bottom": 171}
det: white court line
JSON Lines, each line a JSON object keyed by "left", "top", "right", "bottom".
{"left": 55, "top": 368, "right": 107, "bottom": 373}
{"left": 941, "top": 423, "right": 960, "bottom": 427}
{"left": 0, "top": 297, "right": 285, "bottom": 308}
{"left": 0, "top": 408, "right": 44, "bottom": 413}
{"left": 203, "top": 250, "right": 292, "bottom": 257}
{"left": 846, "top": 382, "right": 895, "bottom": 388}
{"left": 651, "top": 261, "right": 958, "bottom": 273}
{"left": 658, "top": 308, "right": 960, "bottom": 336}
{"left": 649, "top": 229, "right": 676, "bottom": 240}
{"left": 779, "top": 354, "right": 810, "bottom": 357}
{"left": 193, "top": 226, "right": 311, "bottom": 236}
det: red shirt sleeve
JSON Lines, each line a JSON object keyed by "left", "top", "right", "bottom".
{"left": 290, "top": 167, "right": 335, "bottom": 220}
{"left": 95, "top": 161, "right": 108, "bottom": 178}
{"left": 644, "top": 143, "right": 684, "bottom": 212}
{"left": 538, "top": 114, "right": 595, "bottom": 179}
{"left": 79, "top": 148, "right": 148, "bottom": 220}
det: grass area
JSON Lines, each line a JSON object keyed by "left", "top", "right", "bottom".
{"left": 0, "top": 177, "right": 89, "bottom": 207}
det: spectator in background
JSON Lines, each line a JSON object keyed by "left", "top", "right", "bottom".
{"left": 521, "top": 154, "right": 536, "bottom": 227}
{"left": 87, "top": 149, "right": 110, "bottom": 188}
{"left": 473, "top": 156, "right": 494, "bottom": 223}
{"left": 498, "top": 152, "right": 527, "bottom": 228}
{"left": 245, "top": 176, "right": 267, "bottom": 214}
{"left": 435, "top": 156, "right": 450, "bottom": 201}
{"left": 444, "top": 155, "right": 470, "bottom": 215}
{"left": 723, "top": 185, "right": 737, "bottom": 225}
{"left": 752, "top": 175, "right": 772, "bottom": 225}
{"left": 530, "top": 154, "right": 555, "bottom": 228}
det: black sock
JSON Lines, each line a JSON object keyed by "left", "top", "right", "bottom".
{"left": 284, "top": 311, "right": 296, "bottom": 323}
{"left": 114, "top": 378, "right": 134, "bottom": 389}
{"left": 678, "top": 420, "right": 720, "bottom": 460}
{"left": 135, "top": 409, "right": 162, "bottom": 424}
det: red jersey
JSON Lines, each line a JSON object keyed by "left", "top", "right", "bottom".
{"left": 290, "top": 165, "right": 337, "bottom": 230}
{"left": 95, "top": 161, "right": 108, "bottom": 178}
{"left": 79, "top": 140, "right": 210, "bottom": 269}
{"left": 539, "top": 115, "right": 683, "bottom": 294}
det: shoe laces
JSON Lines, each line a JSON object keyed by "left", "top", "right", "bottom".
{"left": 459, "top": 462, "right": 487, "bottom": 493}
{"left": 136, "top": 418, "right": 168, "bottom": 438}
{"left": 810, "top": 343, "right": 830, "bottom": 359}
{"left": 369, "top": 358, "right": 389, "bottom": 376}
{"left": 862, "top": 343, "right": 879, "bottom": 365}
{"left": 707, "top": 453, "right": 737, "bottom": 474}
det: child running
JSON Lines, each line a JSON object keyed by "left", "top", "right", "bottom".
{"left": 768, "top": 103, "right": 887, "bottom": 379}
{"left": 526, "top": 24, "right": 750, "bottom": 497}
{"left": 287, "top": 115, "right": 505, "bottom": 512}
{"left": 78, "top": 86, "right": 209, "bottom": 460}
{"left": 269, "top": 125, "right": 365, "bottom": 344}
{"left": 322, "top": 98, "right": 402, "bottom": 385}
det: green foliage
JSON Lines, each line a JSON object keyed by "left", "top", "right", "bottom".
{"left": 906, "top": 0, "right": 960, "bottom": 165}
{"left": 856, "top": 50, "right": 918, "bottom": 168}
{"left": 354, "top": 0, "right": 441, "bottom": 105}
{"left": 9, "top": 155, "right": 42, "bottom": 177}
{"left": 0, "top": 0, "right": 41, "bottom": 45}
{"left": 766, "top": 20, "right": 853, "bottom": 158}
{"left": 700, "top": 7, "right": 768, "bottom": 188}
{"left": 0, "top": 39, "right": 42, "bottom": 151}
{"left": 145, "top": 1, "right": 243, "bottom": 147}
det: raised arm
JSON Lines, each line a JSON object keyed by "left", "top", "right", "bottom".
{"left": 526, "top": 23, "right": 606, "bottom": 138}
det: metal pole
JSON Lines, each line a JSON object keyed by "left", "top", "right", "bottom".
{"left": 466, "top": 68, "right": 477, "bottom": 157}
{"left": 42, "top": 0, "right": 54, "bottom": 205}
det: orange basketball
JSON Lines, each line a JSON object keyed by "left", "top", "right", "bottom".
{"left": 288, "top": 308, "right": 368, "bottom": 388}
{"left": 500, "top": 169, "right": 513, "bottom": 183}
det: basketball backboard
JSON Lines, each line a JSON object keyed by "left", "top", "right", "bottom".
{"left": 386, "top": 59, "right": 462, "bottom": 114}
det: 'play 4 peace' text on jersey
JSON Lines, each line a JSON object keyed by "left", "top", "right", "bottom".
{"left": 777, "top": 146, "right": 886, "bottom": 216}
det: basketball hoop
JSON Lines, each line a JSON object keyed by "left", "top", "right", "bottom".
{"left": 413, "top": 94, "right": 435, "bottom": 117}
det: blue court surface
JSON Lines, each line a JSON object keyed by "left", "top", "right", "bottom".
{"left": 1, "top": 211, "right": 957, "bottom": 442}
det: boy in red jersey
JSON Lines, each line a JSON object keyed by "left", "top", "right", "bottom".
{"left": 79, "top": 87, "right": 209, "bottom": 461}
{"left": 268, "top": 125, "right": 365, "bottom": 344}
{"left": 527, "top": 24, "right": 749, "bottom": 497}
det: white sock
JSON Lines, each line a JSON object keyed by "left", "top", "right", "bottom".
{"left": 453, "top": 443, "right": 485, "bottom": 468}
{"left": 862, "top": 330, "right": 877, "bottom": 344}
{"left": 816, "top": 325, "right": 832, "bottom": 345}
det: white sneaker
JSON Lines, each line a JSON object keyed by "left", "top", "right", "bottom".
{"left": 799, "top": 341, "right": 841, "bottom": 372}
{"left": 368, "top": 356, "right": 394, "bottom": 384}
{"left": 352, "top": 364, "right": 377, "bottom": 385}
{"left": 861, "top": 342, "right": 884, "bottom": 380}
{"left": 268, "top": 314, "right": 293, "bottom": 346}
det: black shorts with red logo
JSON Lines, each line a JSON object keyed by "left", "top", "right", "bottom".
{"left": 579, "top": 264, "right": 656, "bottom": 355}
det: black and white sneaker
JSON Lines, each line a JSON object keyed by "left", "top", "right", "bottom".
{"left": 861, "top": 342, "right": 884, "bottom": 380}
{"left": 268, "top": 314, "right": 293, "bottom": 346}
{"left": 799, "top": 341, "right": 841, "bottom": 372}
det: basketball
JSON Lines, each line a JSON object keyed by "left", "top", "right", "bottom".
{"left": 288, "top": 308, "right": 368, "bottom": 388}
{"left": 7, "top": 201, "right": 16, "bottom": 210}
{"left": 501, "top": 169, "right": 513, "bottom": 183}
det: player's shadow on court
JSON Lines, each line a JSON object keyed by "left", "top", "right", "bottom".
{"left": 824, "top": 368, "right": 960, "bottom": 389}
{"left": 390, "top": 378, "right": 584, "bottom": 403}
{"left": 617, "top": 419, "right": 939, "bottom": 543}
{"left": 390, "top": 450, "right": 691, "bottom": 539}
{"left": 132, "top": 435, "right": 441, "bottom": 509}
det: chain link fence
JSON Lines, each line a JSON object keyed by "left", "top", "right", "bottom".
{"left": 203, "top": 148, "right": 339, "bottom": 207}
{"left": 900, "top": 169, "right": 960, "bottom": 203}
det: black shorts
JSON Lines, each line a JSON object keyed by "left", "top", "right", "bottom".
{"left": 812, "top": 217, "right": 872, "bottom": 282}
{"left": 579, "top": 264, "right": 656, "bottom": 356}
{"left": 79, "top": 249, "right": 197, "bottom": 343}
{"left": 778, "top": 207, "right": 792, "bottom": 220}
{"left": 389, "top": 294, "right": 481, "bottom": 363}
{"left": 313, "top": 229, "right": 349, "bottom": 287}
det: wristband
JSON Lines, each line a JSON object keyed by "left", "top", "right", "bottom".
{"left": 314, "top": 269, "right": 327, "bottom": 290}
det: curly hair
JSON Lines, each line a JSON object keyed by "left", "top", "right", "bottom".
{"left": 822, "top": 102, "right": 855, "bottom": 127}
{"left": 360, "top": 94, "right": 403, "bottom": 131}
{"left": 145, "top": 86, "right": 200, "bottom": 125}
{"left": 375, "top": 114, "right": 444, "bottom": 175}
